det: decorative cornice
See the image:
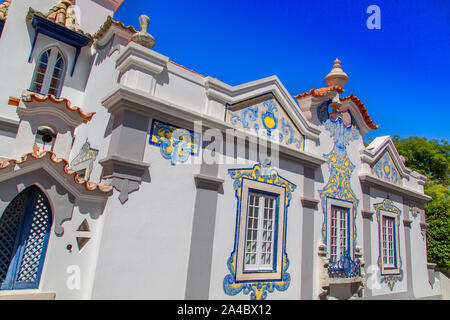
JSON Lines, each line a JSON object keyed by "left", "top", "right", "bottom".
{"left": 116, "top": 41, "right": 169, "bottom": 75}
{"left": 102, "top": 86, "right": 326, "bottom": 168}
{"left": 359, "top": 173, "right": 431, "bottom": 203}
{"left": 0, "top": 115, "right": 19, "bottom": 133}
{"left": 20, "top": 92, "right": 95, "bottom": 126}
{"left": 0, "top": 149, "right": 112, "bottom": 197}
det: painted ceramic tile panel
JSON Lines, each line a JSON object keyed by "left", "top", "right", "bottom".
{"left": 149, "top": 119, "right": 201, "bottom": 165}
{"left": 226, "top": 94, "right": 305, "bottom": 150}
{"left": 371, "top": 151, "right": 401, "bottom": 185}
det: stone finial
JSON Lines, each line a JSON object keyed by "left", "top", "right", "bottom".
{"left": 325, "top": 58, "right": 349, "bottom": 88}
{"left": 0, "top": 0, "right": 12, "bottom": 20}
{"left": 131, "top": 14, "right": 155, "bottom": 49}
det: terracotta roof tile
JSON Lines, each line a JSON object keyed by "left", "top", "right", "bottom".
{"left": 341, "top": 94, "right": 379, "bottom": 130}
{"left": 26, "top": 4, "right": 93, "bottom": 40}
{"left": 22, "top": 93, "right": 95, "bottom": 123}
{"left": 169, "top": 60, "right": 206, "bottom": 78}
{"left": 0, "top": 149, "right": 112, "bottom": 193}
{"left": 294, "top": 86, "right": 344, "bottom": 99}
{"left": 93, "top": 15, "right": 137, "bottom": 40}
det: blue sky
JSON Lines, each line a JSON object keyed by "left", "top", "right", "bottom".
{"left": 114, "top": 0, "right": 450, "bottom": 143}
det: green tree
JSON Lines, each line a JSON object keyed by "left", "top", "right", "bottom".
{"left": 392, "top": 136, "right": 450, "bottom": 270}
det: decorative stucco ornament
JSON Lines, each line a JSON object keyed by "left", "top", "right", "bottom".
{"left": 325, "top": 58, "right": 349, "bottom": 88}
{"left": 65, "top": 6, "right": 82, "bottom": 33}
{"left": 131, "top": 14, "right": 155, "bottom": 49}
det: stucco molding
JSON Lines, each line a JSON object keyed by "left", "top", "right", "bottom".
{"left": 102, "top": 86, "right": 326, "bottom": 168}
{"left": 0, "top": 115, "right": 19, "bottom": 133}
{"left": 359, "top": 173, "right": 431, "bottom": 203}
{"left": 116, "top": 41, "right": 169, "bottom": 76}
{"left": 204, "top": 76, "right": 321, "bottom": 140}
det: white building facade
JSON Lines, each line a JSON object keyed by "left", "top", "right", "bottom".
{"left": 0, "top": 0, "right": 441, "bottom": 300}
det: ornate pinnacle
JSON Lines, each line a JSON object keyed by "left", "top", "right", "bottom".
{"left": 131, "top": 14, "right": 155, "bottom": 49}
{"left": 325, "top": 58, "right": 349, "bottom": 88}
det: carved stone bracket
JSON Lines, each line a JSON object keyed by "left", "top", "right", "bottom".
{"left": 361, "top": 209, "right": 375, "bottom": 220}
{"left": 193, "top": 173, "right": 224, "bottom": 191}
{"left": 300, "top": 196, "right": 319, "bottom": 209}
{"left": 99, "top": 155, "right": 150, "bottom": 204}
{"left": 403, "top": 218, "right": 413, "bottom": 228}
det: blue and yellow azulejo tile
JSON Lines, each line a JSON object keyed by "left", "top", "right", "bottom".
{"left": 149, "top": 119, "right": 201, "bottom": 165}
{"left": 225, "top": 93, "right": 305, "bottom": 150}
{"left": 371, "top": 151, "right": 402, "bottom": 185}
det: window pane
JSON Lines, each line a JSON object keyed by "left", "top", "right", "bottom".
{"left": 330, "top": 206, "right": 348, "bottom": 262}
{"left": 382, "top": 216, "right": 395, "bottom": 267}
{"left": 244, "top": 193, "right": 277, "bottom": 271}
{"left": 30, "top": 50, "right": 50, "bottom": 94}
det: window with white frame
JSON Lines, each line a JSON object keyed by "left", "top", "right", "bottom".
{"left": 329, "top": 205, "right": 349, "bottom": 263}
{"left": 30, "top": 47, "right": 65, "bottom": 98}
{"left": 235, "top": 179, "right": 286, "bottom": 282}
{"left": 382, "top": 216, "right": 395, "bottom": 268}
{"left": 244, "top": 192, "right": 277, "bottom": 272}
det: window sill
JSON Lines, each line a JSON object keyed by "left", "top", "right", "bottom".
{"left": 0, "top": 290, "right": 55, "bottom": 300}
{"left": 327, "top": 275, "right": 364, "bottom": 285}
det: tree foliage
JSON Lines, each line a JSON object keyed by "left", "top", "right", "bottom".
{"left": 392, "top": 136, "right": 450, "bottom": 270}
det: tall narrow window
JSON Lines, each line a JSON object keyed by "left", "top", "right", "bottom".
{"left": 30, "top": 47, "right": 65, "bottom": 98}
{"left": 329, "top": 206, "right": 349, "bottom": 263}
{"left": 0, "top": 186, "right": 52, "bottom": 290}
{"left": 382, "top": 216, "right": 395, "bottom": 267}
{"left": 244, "top": 192, "right": 277, "bottom": 272}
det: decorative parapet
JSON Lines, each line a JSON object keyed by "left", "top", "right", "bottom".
{"left": 20, "top": 92, "right": 95, "bottom": 126}
{"left": 116, "top": 41, "right": 169, "bottom": 94}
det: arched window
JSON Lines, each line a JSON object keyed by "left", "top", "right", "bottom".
{"left": 30, "top": 47, "right": 66, "bottom": 98}
{"left": 0, "top": 186, "right": 52, "bottom": 290}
